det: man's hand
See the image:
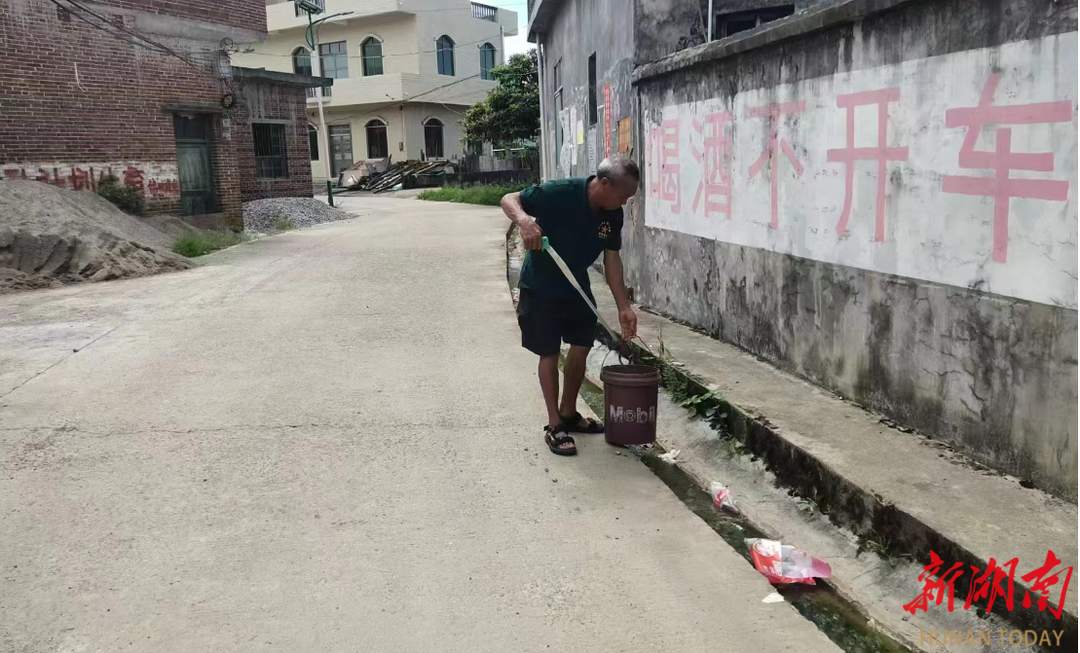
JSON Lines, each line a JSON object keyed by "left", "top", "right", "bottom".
{"left": 618, "top": 306, "right": 637, "bottom": 341}
{"left": 518, "top": 218, "right": 544, "bottom": 250}
{"left": 501, "top": 191, "right": 544, "bottom": 250}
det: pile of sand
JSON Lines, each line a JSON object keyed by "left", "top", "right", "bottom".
{"left": 0, "top": 180, "right": 193, "bottom": 294}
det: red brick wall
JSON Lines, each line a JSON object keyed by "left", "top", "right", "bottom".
{"left": 0, "top": 0, "right": 269, "bottom": 227}
{"left": 237, "top": 79, "right": 315, "bottom": 203}
{"left": 100, "top": 0, "right": 266, "bottom": 33}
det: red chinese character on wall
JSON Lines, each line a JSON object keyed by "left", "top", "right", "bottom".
{"left": 748, "top": 100, "right": 806, "bottom": 229}
{"left": 691, "top": 111, "right": 733, "bottom": 219}
{"left": 964, "top": 557, "right": 1017, "bottom": 613}
{"left": 69, "top": 167, "right": 92, "bottom": 191}
{"left": 904, "top": 551, "right": 966, "bottom": 614}
{"left": 654, "top": 119, "right": 681, "bottom": 214}
{"left": 1020, "top": 550, "right": 1073, "bottom": 619}
{"left": 827, "top": 88, "right": 909, "bottom": 242}
{"left": 122, "top": 165, "right": 145, "bottom": 193}
{"left": 942, "top": 73, "right": 1071, "bottom": 263}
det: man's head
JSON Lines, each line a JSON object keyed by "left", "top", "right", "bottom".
{"left": 591, "top": 156, "right": 641, "bottom": 210}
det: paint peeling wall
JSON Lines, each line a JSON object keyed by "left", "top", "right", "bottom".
{"left": 632, "top": 0, "right": 1079, "bottom": 499}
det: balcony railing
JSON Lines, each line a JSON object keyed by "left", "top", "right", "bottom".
{"left": 471, "top": 2, "right": 498, "bottom": 22}
{"left": 294, "top": 0, "right": 326, "bottom": 17}
{"left": 306, "top": 86, "right": 333, "bottom": 99}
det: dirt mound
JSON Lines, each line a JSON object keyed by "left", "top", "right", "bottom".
{"left": 0, "top": 180, "right": 192, "bottom": 294}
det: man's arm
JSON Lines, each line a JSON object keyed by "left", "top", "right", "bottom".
{"left": 500, "top": 192, "right": 543, "bottom": 250}
{"left": 604, "top": 249, "right": 637, "bottom": 340}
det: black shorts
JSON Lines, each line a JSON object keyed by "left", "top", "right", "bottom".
{"left": 517, "top": 288, "right": 598, "bottom": 356}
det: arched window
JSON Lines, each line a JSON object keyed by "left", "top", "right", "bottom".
{"left": 424, "top": 118, "right": 444, "bottom": 159}
{"left": 361, "top": 37, "right": 383, "bottom": 76}
{"left": 365, "top": 119, "right": 388, "bottom": 159}
{"left": 292, "top": 46, "right": 312, "bottom": 76}
{"left": 308, "top": 123, "right": 319, "bottom": 161}
{"left": 479, "top": 42, "right": 496, "bottom": 81}
{"left": 436, "top": 35, "right": 455, "bottom": 76}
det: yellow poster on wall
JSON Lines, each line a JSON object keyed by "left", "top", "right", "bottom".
{"left": 617, "top": 117, "right": 632, "bottom": 153}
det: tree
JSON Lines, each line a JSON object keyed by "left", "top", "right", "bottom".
{"left": 461, "top": 50, "right": 539, "bottom": 147}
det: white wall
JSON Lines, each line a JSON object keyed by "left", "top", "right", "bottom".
{"left": 643, "top": 33, "right": 1078, "bottom": 309}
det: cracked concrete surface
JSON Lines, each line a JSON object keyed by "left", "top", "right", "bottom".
{"left": 0, "top": 197, "right": 841, "bottom": 652}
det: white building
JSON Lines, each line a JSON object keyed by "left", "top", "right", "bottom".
{"left": 236, "top": 1, "right": 517, "bottom": 183}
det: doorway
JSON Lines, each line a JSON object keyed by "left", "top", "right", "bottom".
{"left": 173, "top": 114, "right": 218, "bottom": 216}
{"left": 329, "top": 124, "right": 353, "bottom": 179}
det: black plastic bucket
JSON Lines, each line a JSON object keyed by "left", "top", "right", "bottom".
{"left": 600, "top": 364, "right": 662, "bottom": 446}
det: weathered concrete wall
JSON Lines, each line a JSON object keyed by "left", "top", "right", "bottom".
{"left": 632, "top": 0, "right": 1079, "bottom": 499}
{"left": 535, "top": 0, "right": 636, "bottom": 181}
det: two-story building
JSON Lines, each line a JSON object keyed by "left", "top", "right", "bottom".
{"left": 235, "top": 0, "right": 518, "bottom": 184}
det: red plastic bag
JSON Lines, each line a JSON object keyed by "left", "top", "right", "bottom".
{"left": 746, "top": 538, "right": 832, "bottom": 585}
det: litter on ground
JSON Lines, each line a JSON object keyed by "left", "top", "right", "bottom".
{"left": 746, "top": 538, "right": 832, "bottom": 585}
{"left": 709, "top": 481, "right": 740, "bottom": 513}
{"left": 658, "top": 449, "right": 680, "bottom": 464}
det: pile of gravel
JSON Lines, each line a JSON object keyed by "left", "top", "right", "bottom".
{"left": 242, "top": 197, "right": 353, "bottom": 233}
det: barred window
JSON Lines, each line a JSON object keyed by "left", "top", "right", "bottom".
{"left": 253, "top": 124, "right": 288, "bottom": 178}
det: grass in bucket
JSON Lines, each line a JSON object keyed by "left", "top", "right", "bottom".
{"left": 417, "top": 183, "right": 532, "bottom": 206}
{"left": 172, "top": 229, "right": 248, "bottom": 258}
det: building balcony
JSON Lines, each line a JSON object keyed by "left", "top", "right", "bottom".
{"left": 305, "top": 72, "right": 497, "bottom": 108}
{"left": 268, "top": 1, "right": 516, "bottom": 36}
{"left": 267, "top": 0, "right": 408, "bottom": 33}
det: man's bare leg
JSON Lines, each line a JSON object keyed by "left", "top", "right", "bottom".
{"left": 559, "top": 345, "right": 590, "bottom": 419}
{"left": 538, "top": 354, "right": 563, "bottom": 429}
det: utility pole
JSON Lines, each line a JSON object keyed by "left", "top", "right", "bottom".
{"left": 303, "top": 6, "right": 353, "bottom": 186}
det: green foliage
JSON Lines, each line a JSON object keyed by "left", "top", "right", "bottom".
{"left": 172, "top": 229, "right": 247, "bottom": 258}
{"left": 417, "top": 183, "right": 531, "bottom": 206}
{"left": 273, "top": 215, "right": 296, "bottom": 232}
{"left": 461, "top": 51, "right": 539, "bottom": 147}
{"left": 96, "top": 174, "right": 145, "bottom": 215}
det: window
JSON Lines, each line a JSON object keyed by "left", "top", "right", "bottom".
{"left": 587, "top": 53, "right": 597, "bottom": 126}
{"left": 361, "top": 37, "right": 383, "bottom": 76}
{"left": 479, "top": 42, "right": 497, "bottom": 81}
{"left": 253, "top": 124, "right": 287, "bottom": 178}
{"left": 292, "top": 47, "right": 312, "bottom": 77}
{"left": 366, "top": 120, "right": 388, "bottom": 159}
{"left": 436, "top": 35, "right": 455, "bottom": 76}
{"left": 424, "top": 118, "right": 444, "bottom": 158}
{"left": 308, "top": 124, "right": 319, "bottom": 161}
{"left": 719, "top": 5, "right": 795, "bottom": 38}
{"left": 319, "top": 41, "right": 349, "bottom": 79}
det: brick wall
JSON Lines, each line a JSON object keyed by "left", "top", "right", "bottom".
{"left": 0, "top": 0, "right": 270, "bottom": 227}
{"left": 237, "top": 78, "right": 315, "bottom": 202}
{"left": 101, "top": 0, "right": 266, "bottom": 34}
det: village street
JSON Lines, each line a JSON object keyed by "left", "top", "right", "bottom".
{"left": 0, "top": 197, "right": 840, "bottom": 652}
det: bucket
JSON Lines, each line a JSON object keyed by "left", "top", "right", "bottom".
{"left": 600, "top": 364, "right": 663, "bottom": 446}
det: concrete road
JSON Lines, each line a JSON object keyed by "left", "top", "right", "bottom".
{"left": 0, "top": 197, "right": 840, "bottom": 652}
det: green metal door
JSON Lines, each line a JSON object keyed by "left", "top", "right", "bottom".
{"left": 174, "top": 114, "right": 217, "bottom": 216}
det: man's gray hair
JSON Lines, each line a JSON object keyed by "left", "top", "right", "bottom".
{"left": 596, "top": 156, "right": 641, "bottom": 185}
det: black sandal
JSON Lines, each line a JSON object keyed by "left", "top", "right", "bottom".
{"left": 560, "top": 411, "right": 605, "bottom": 434}
{"left": 544, "top": 424, "right": 577, "bottom": 456}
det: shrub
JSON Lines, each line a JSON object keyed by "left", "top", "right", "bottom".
{"left": 417, "top": 183, "right": 532, "bottom": 206}
{"left": 172, "top": 230, "right": 247, "bottom": 258}
{"left": 96, "top": 174, "right": 145, "bottom": 215}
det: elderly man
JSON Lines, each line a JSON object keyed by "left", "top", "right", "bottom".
{"left": 501, "top": 157, "right": 640, "bottom": 456}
